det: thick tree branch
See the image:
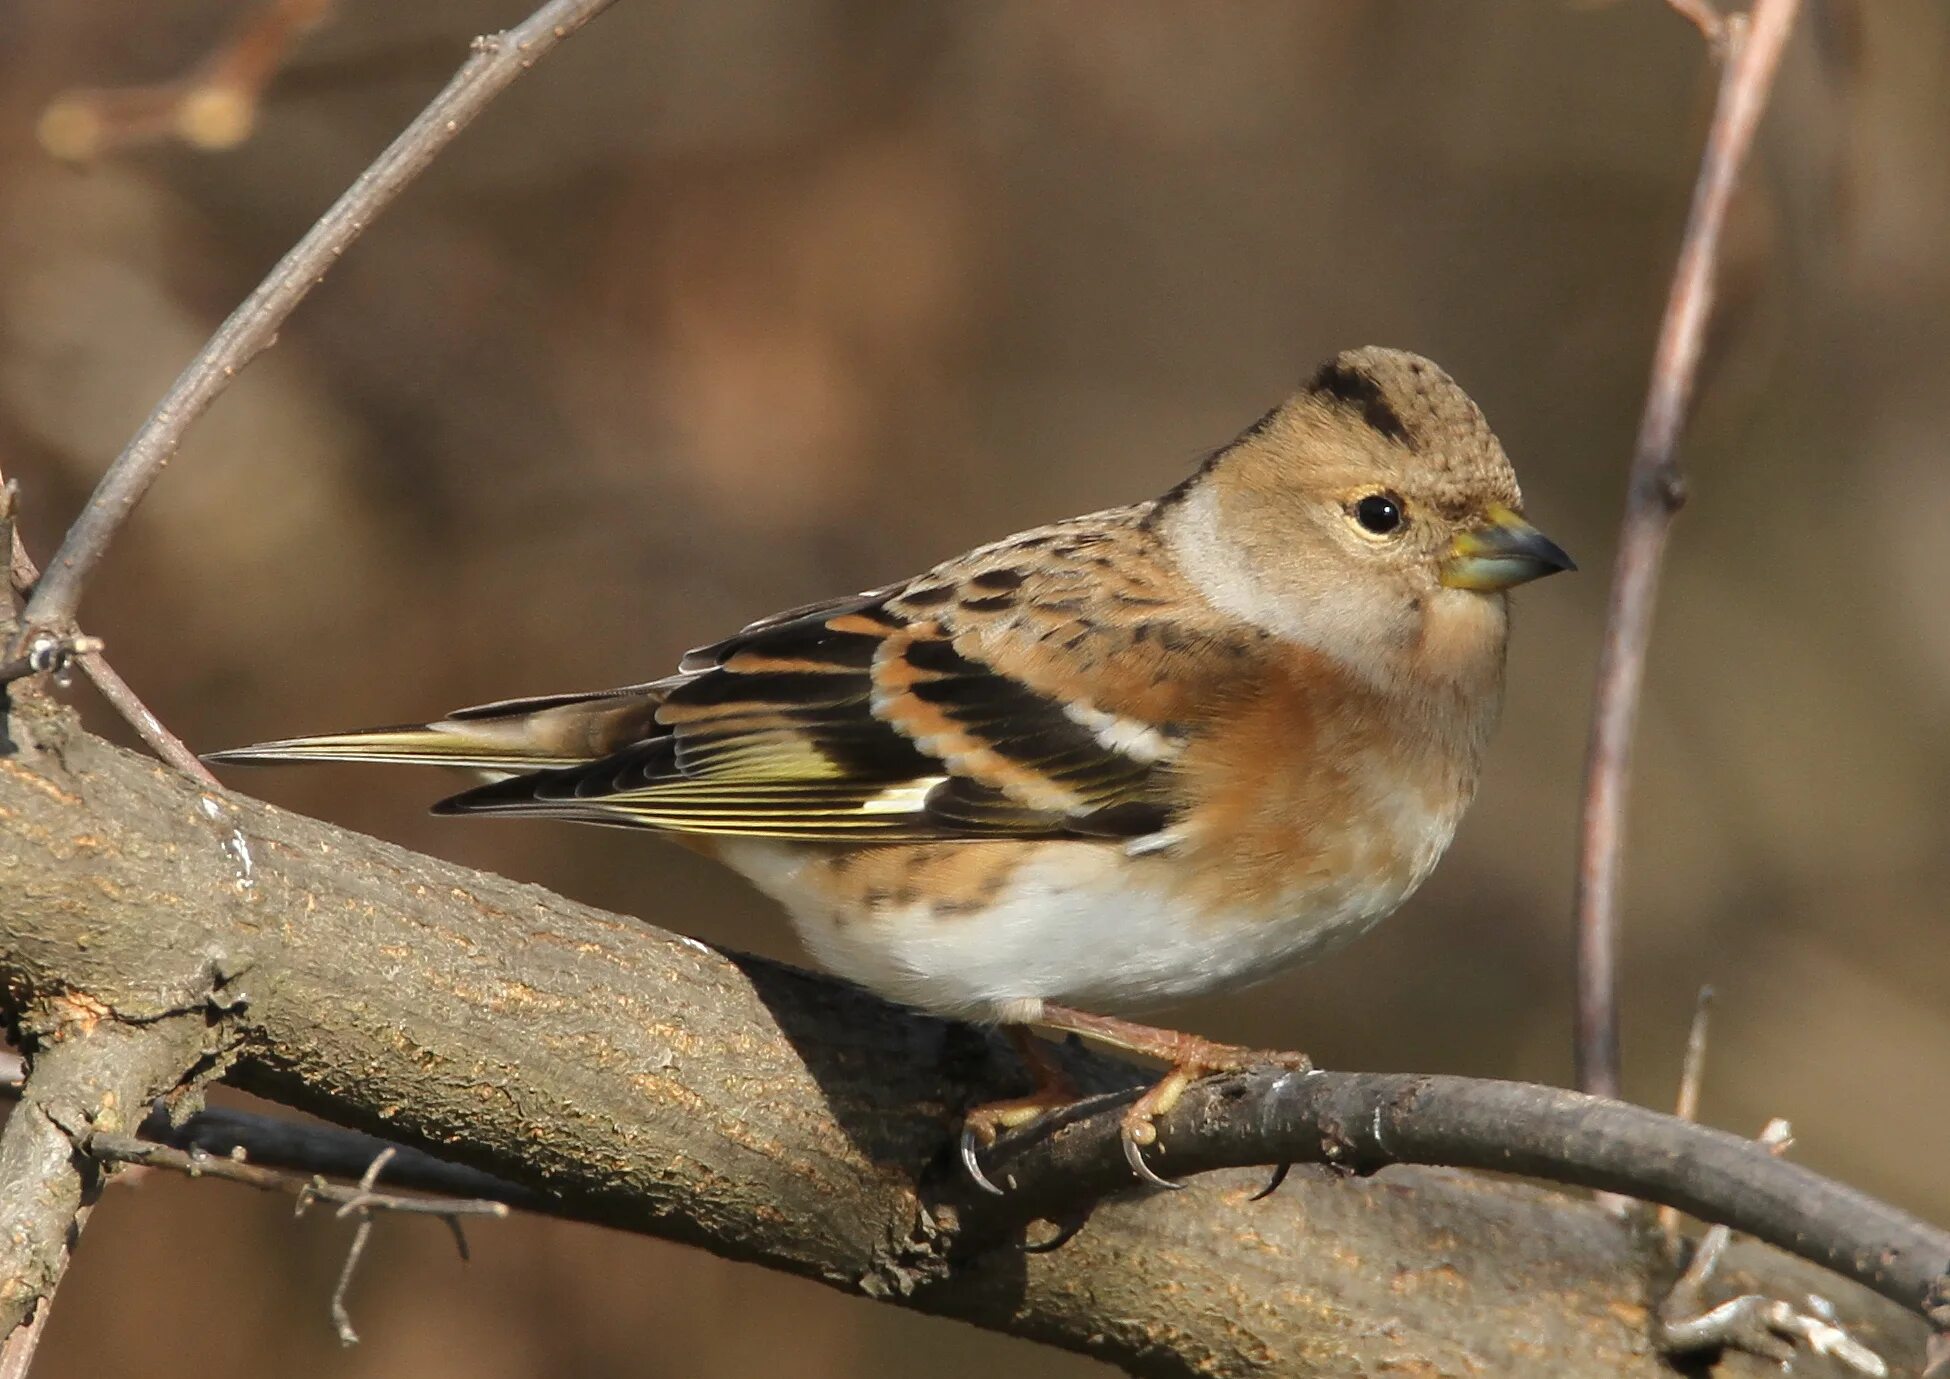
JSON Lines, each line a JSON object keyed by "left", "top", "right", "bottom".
{"left": 15, "top": 0, "right": 621, "bottom": 653}
{"left": 1575, "top": 0, "right": 1802, "bottom": 1099}
{"left": 0, "top": 703, "right": 1934, "bottom": 1376}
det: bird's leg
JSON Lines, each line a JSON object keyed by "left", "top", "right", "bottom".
{"left": 1035, "top": 1005, "right": 1312, "bottom": 1188}
{"left": 966, "top": 1026, "right": 1079, "bottom": 1137}
{"left": 960, "top": 1026, "right": 1080, "bottom": 1195}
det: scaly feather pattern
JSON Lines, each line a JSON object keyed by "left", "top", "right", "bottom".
{"left": 220, "top": 508, "right": 1254, "bottom": 842}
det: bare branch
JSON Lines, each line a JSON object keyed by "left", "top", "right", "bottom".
{"left": 963, "top": 1075, "right": 1948, "bottom": 1326}
{"left": 37, "top": 0, "right": 335, "bottom": 161}
{"left": 87, "top": 1133, "right": 510, "bottom": 1223}
{"left": 1664, "top": 0, "right": 1730, "bottom": 46}
{"left": 1656, "top": 983, "right": 1715, "bottom": 1247}
{"left": 0, "top": 716, "right": 1935, "bottom": 1375}
{"left": 1573, "top": 0, "right": 1802, "bottom": 1100}
{"left": 1674, "top": 983, "right": 1715, "bottom": 1128}
{"left": 133, "top": 1103, "right": 549, "bottom": 1213}
{"left": 0, "top": 634, "right": 102, "bottom": 690}
{"left": 0, "top": 1011, "right": 223, "bottom": 1345}
{"left": 88, "top": 1134, "right": 502, "bottom": 1348}
{"left": 16, "top": 0, "right": 623, "bottom": 653}
{"left": 1653, "top": 1120, "right": 1887, "bottom": 1374}
{"left": 1, "top": 468, "right": 219, "bottom": 786}
{"left": 71, "top": 652, "right": 222, "bottom": 785}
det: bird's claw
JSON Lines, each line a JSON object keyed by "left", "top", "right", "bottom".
{"left": 1121, "top": 1118, "right": 1186, "bottom": 1190}
{"left": 1248, "top": 1161, "right": 1292, "bottom": 1201}
{"left": 960, "top": 1121, "right": 1008, "bottom": 1197}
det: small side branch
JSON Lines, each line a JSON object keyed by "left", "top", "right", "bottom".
{"left": 88, "top": 1133, "right": 512, "bottom": 1223}
{"left": 0, "top": 634, "right": 103, "bottom": 691}
{"left": 89, "top": 1134, "right": 504, "bottom": 1347}
{"left": 1, "top": 467, "right": 216, "bottom": 785}
{"left": 1665, "top": 0, "right": 1730, "bottom": 46}
{"left": 37, "top": 0, "right": 335, "bottom": 161}
{"left": 16, "top": 0, "right": 623, "bottom": 653}
{"left": 0, "top": 1012, "right": 218, "bottom": 1356}
{"left": 135, "top": 1103, "right": 549, "bottom": 1212}
{"left": 1656, "top": 1121, "right": 1888, "bottom": 1375}
{"left": 1573, "top": 0, "right": 1803, "bottom": 1099}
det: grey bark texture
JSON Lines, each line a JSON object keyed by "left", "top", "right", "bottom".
{"left": 0, "top": 696, "right": 1931, "bottom": 1377}
{"left": 0, "top": 1001, "right": 222, "bottom": 1336}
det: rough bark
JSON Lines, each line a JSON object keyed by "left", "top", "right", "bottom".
{"left": 0, "top": 1003, "right": 221, "bottom": 1338}
{"left": 0, "top": 698, "right": 1929, "bottom": 1376}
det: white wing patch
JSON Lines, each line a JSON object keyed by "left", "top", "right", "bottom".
{"left": 1062, "top": 701, "right": 1179, "bottom": 765}
{"left": 855, "top": 776, "right": 949, "bottom": 814}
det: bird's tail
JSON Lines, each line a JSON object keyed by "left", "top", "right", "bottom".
{"left": 203, "top": 683, "right": 672, "bottom": 773}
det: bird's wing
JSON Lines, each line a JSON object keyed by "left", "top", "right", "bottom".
{"left": 428, "top": 506, "right": 1248, "bottom": 841}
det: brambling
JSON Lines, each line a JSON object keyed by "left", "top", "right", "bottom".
{"left": 210, "top": 347, "right": 1573, "bottom": 1188}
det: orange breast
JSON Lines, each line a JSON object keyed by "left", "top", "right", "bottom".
{"left": 1168, "top": 644, "right": 1474, "bottom": 918}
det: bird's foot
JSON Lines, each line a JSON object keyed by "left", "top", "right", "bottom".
{"left": 959, "top": 1029, "right": 1079, "bottom": 1196}
{"left": 1035, "top": 1006, "right": 1312, "bottom": 1191}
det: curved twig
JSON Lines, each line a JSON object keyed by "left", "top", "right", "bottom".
{"left": 1573, "top": 0, "right": 1802, "bottom": 1098}
{"left": 16, "top": 0, "right": 622, "bottom": 652}
{"left": 131, "top": 1065, "right": 1950, "bottom": 1337}
{"left": 961, "top": 1068, "right": 1950, "bottom": 1326}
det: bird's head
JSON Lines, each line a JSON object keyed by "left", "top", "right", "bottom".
{"left": 1159, "top": 347, "right": 1574, "bottom": 692}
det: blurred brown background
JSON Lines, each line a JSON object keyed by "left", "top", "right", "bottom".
{"left": 2, "top": 2, "right": 1946, "bottom": 1375}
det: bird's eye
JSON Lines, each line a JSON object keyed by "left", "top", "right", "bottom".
{"left": 1352, "top": 493, "right": 1405, "bottom": 536}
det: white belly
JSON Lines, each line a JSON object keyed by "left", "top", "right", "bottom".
{"left": 716, "top": 839, "right": 1414, "bottom": 1024}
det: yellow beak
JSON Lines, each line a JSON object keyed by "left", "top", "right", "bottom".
{"left": 1440, "top": 505, "right": 1577, "bottom": 591}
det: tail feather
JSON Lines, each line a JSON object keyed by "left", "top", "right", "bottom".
{"left": 203, "top": 722, "right": 586, "bottom": 770}
{"left": 203, "top": 684, "right": 672, "bottom": 772}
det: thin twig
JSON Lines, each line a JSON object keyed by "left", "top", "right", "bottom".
{"left": 131, "top": 1102, "right": 549, "bottom": 1212}
{"left": 0, "top": 635, "right": 103, "bottom": 690}
{"left": 1673, "top": 984, "right": 1715, "bottom": 1128}
{"left": 1657, "top": 984, "right": 1716, "bottom": 1249}
{"left": 1653, "top": 1120, "right": 1885, "bottom": 1375}
{"left": 72, "top": 653, "right": 222, "bottom": 785}
{"left": 330, "top": 1200, "right": 377, "bottom": 1345}
{"left": 92, "top": 1133, "right": 501, "bottom": 1348}
{"left": 1664, "top": 0, "right": 1729, "bottom": 45}
{"left": 3, "top": 466, "right": 220, "bottom": 784}
{"left": 16, "top": 0, "right": 623, "bottom": 652}
{"left": 1572, "top": 0, "right": 1802, "bottom": 1100}
{"left": 330, "top": 1149, "right": 398, "bottom": 1346}
{"left": 87, "top": 1134, "right": 510, "bottom": 1222}
{"left": 37, "top": 0, "right": 335, "bottom": 161}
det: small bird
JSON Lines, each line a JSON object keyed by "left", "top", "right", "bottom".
{"left": 209, "top": 348, "right": 1573, "bottom": 1187}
